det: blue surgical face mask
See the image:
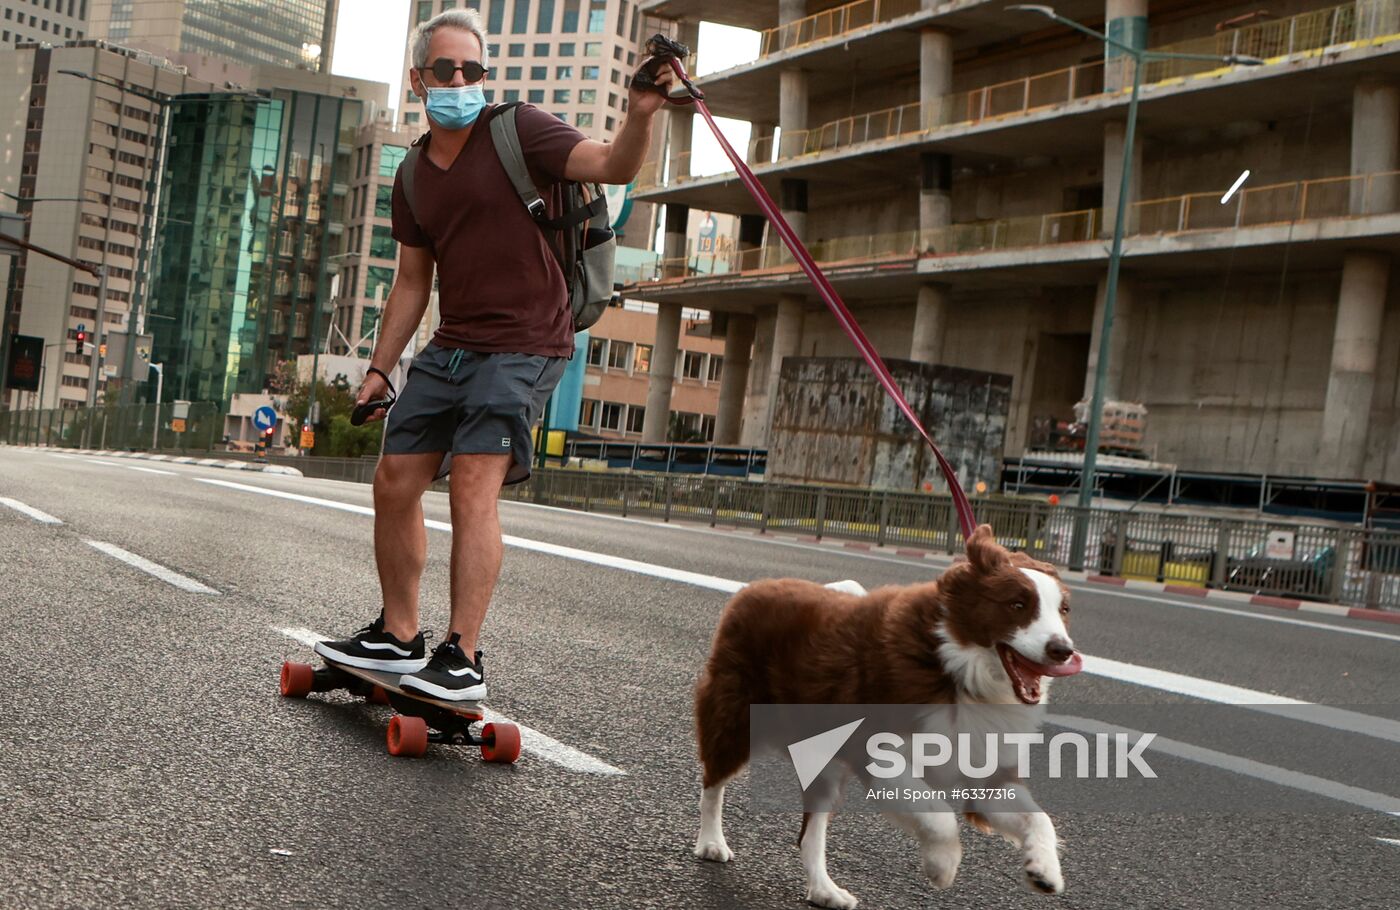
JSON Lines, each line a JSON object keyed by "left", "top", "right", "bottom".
{"left": 424, "top": 84, "right": 486, "bottom": 130}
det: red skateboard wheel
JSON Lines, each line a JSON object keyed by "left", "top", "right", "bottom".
{"left": 367, "top": 686, "right": 390, "bottom": 705}
{"left": 280, "top": 661, "right": 314, "bottom": 698}
{"left": 480, "top": 722, "right": 521, "bottom": 763}
{"left": 388, "top": 715, "right": 429, "bottom": 757}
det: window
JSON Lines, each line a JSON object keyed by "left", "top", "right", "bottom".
{"left": 506, "top": 66, "right": 521, "bottom": 80}
{"left": 605, "top": 116, "right": 615, "bottom": 131}
{"left": 579, "top": 89, "right": 596, "bottom": 103}
{"left": 488, "top": 0, "right": 506, "bottom": 33}
{"left": 682, "top": 351, "right": 705, "bottom": 380}
{"left": 532, "top": 66, "right": 548, "bottom": 80}
{"left": 370, "top": 225, "right": 396, "bottom": 259}
{"left": 600, "top": 401, "right": 622, "bottom": 431}
{"left": 587, "top": 1, "right": 605, "bottom": 32}
{"left": 528, "top": 89, "right": 544, "bottom": 103}
{"left": 607, "top": 340, "right": 632, "bottom": 370}
{"left": 555, "top": 112, "right": 567, "bottom": 121}
{"left": 606, "top": 91, "right": 617, "bottom": 107}
{"left": 504, "top": 89, "right": 520, "bottom": 102}
{"left": 633, "top": 343, "right": 652, "bottom": 374}
{"left": 483, "top": 89, "right": 495, "bottom": 102}
{"left": 405, "top": 111, "right": 421, "bottom": 124}
{"left": 554, "top": 89, "right": 570, "bottom": 103}
{"left": 416, "top": 0, "right": 433, "bottom": 24}
{"left": 575, "top": 112, "right": 593, "bottom": 128}
{"left": 586, "top": 336, "right": 606, "bottom": 366}
{"left": 489, "top": 42, "right": 500, "bottom": 58}
{"left": 579, "top": 398, "right": 599, "bottom": 427}
{"left": 365, "top": 266, "right": 394, "bottom": 302}
{"left": 701, "top": 414, "right": 716, "bottom": 441}
{"left": 561, "top": 0, "right": 579, "bottom": 31}
{"left": 379, "top": 145, "right": 407, "bottom": 178}
{"left": 625, "top": 405, "right": 645, "bottom": 434}
{"left": 582, "top": 65, "right": 599, "bottom": 79}
{"left": 559, "top": 41, "right": 575, "bottom": 55}
{"left": 708, "top": 355, "right": 723, "bottom": 382}
{"left": 508, "top": 43, "right": 525, "bottom": 57}
{"left": 511, "top": 0, "right": 530, "bottom": 33}
{"left": 584, "top": 41, "right": 600, "bottom": 56}
{"left": 556, "top": 65, "right": 573, "bottom": 79}
{"left": 535, "top": 0, "right": 555, "bottom": 32}
{"left": 534, "top": 43, "right": 550, "bottom": 55}
{"left": 613, "top": 45, "right": 623, "bottom": 60}
{"left": 375, "top": 184, "right": 393, "bottom": 219}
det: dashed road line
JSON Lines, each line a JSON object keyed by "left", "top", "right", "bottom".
{"left": 85, "top": 540, "right": 220, "bottom": 594}
{"left": 0, "top": 496, "right": 63, "bottom": 525}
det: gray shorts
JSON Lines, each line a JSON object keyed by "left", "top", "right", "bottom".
{"left": 382, "top": 343, "right": 567, "bottom": 485}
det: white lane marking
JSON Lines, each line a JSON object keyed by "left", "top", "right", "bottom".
{"left": 199, "top": 479, "right": 744, "bottom": 594}
{"left": 1050, "top": 715, "right": 1400, "bottom": 815}
{"left": 0, "top": 497, "right": 63, "bottom": 525}
{"left": 124, "top": 465, "right": 177, "bottom": 476}
{"left": 85, "top": 540, "right": 221, "bottom": 594}
{"left": 273, "top": 626, "right": 625, "bottom": 776}
{"left": 208, "top": 479, "right": 1397, "bottom": 744}
{"left": 1083, "top": 655, "right": 1400, "bottom": 745}
{"left": 1376, "top": 838, "right": 1400, "bottom": 847}
{"left": 499, "top": 502, "right": 1400, "bottom": 642}
{"left": 45, "top": 452, "right": 81, "bottom": 461}
{"left": 84, "top": 459, "right": 124, "bottom": 466}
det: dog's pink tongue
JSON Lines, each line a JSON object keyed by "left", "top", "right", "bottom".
{"left": 1040, "top": 652, "right": 1084, "bottom": 677}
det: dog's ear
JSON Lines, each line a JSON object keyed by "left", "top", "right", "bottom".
{"left": 966, "top": 524, "right": 1009, "bottom": 574}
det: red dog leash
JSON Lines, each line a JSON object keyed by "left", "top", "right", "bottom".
{"left": 645, "top": 45, "right": 979, "bottom": 540}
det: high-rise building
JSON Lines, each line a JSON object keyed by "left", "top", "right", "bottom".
{"left": 629, "top": 0, "right": 1400, "bottom": 482}
{"left": 1, "top": 40, "right": 204, "bottom": 411}
{"left": 1, "top": 0, "right": 88, "bottom": 47}
{"left": 86, "top": 0, "right": 338, "bottom": 73}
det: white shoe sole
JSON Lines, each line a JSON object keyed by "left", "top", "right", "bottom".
{"left": 314, "top": 641, "right": 428, "bottom": 673}
{"left": 398, "top": 675, "right": 488, "bottom": 702}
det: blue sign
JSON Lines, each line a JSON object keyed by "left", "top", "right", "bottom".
{"left": 253, "top": 406, "right": 277, "bottom": 431}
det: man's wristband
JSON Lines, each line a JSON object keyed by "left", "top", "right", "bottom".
{"left": 366, "top": 366, "right": 397, "bottom": 397}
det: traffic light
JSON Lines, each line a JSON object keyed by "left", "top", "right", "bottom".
{"left": 74, "top": 330, "right": 86, "bottom": 355}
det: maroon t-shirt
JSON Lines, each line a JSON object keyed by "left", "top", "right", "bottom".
{"left": 392, "top": 104, "right": 587, "bottom": 357}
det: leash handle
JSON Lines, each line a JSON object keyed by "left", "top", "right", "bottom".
{"left": 663, "top": 57, "right": 979, "bottom": 541}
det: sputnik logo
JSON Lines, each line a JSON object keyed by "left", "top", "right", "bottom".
{"left": 787, "top": 718, "right": 864, "bottom": 790}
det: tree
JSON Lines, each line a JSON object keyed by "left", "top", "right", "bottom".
{"left": 281, "top": 367, "right": 381, "bottom": 457}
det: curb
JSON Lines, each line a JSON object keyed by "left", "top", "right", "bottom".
{"left": 728, "top": 526, "right": 1400, "bottom": 628}
{"left": 17, "top": 444, "right": 302, "bottom": 477}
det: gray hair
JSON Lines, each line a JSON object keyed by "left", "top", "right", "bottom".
{"left": 411, "top": 7, "right": 491, "bottom": 71}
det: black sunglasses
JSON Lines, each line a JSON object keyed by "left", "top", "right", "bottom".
{"left": 419, "top": 59, "right": 489, "bottom": 84}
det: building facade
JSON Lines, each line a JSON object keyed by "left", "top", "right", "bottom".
{"left": 86, "top": 0, "right": 337, "bottom": 73}
{"left": 629, "top": 0, "right": 1400, "bottom": 483}
{"left": 1, "top": 0, "right": 88, "bottom": 47}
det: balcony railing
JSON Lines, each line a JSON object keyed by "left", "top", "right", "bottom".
{"left": 629, "top": 170, "right": 1400, "bottom": 284}
{"left": 757, "top": 0, "right": 923, "bottom": 58}
{"left": 638, "top": 0, "right": 1400, "bottom": 194}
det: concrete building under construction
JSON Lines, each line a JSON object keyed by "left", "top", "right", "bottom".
{"left": 627, "top": 0, "right": 1400, "bottom": 485}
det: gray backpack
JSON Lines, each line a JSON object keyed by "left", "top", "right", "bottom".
{"left": 398, "top": 102, "right": 617, "bottom": 332}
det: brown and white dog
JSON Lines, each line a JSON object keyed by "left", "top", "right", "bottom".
{"left": 692, "top": 525, "right": 1083, "bottom": 908}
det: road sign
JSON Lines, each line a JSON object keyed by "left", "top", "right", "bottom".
{"left": 171, "top": 418, "right": 187, "bottom": 433}
{"left": 603, "top": 182, "right": 633, "bottom": 232}
{"left": 77, "top": 323, "right": 86, "bottom": 334}
{"left": 1265, "top": 530, "right": 1296, "bottom": 560}
{"left": 254, "top": 406, "right": 277, "bottom": 431}
{"left": 300, "top": 428, "right": 315, "bottom": 449}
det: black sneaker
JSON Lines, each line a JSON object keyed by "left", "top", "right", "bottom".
{"left": 314, "top": 612, "right": 428, "bottom": 673}
{"left": 398, "top": 634, "right": 487, "bottom": 702}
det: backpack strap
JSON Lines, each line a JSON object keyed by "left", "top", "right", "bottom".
{"left": 397, "top": 132, "right": 428, "bottom": 227}
{"left": 488, "top": 103, "right": 548, "bottom": 221}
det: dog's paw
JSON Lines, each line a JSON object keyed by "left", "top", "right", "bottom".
{"left": 806, "top": 881, "right": 859, "bottom": 909}
{"left": 920, "top": 847, "right": 961, "bottom": 889}
{"left": 693, "top": 838, "right": 734, "bottom": 863}
{"left": 1023, "top": 854, "right": 1064, "bottom": 895}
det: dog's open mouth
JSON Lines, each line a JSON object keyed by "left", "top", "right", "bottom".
{"left": 996, "top": 644, "right": 1085, "bottom": 704}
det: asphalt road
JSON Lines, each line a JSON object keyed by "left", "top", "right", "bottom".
{"left": 2, "top": 445, "right": 1397, "bottom": 909}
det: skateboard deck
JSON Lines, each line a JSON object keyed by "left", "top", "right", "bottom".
{"left": 278, "top": 655, "right": 521, "bottom": 762}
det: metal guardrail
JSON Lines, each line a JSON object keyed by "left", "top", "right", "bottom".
{"left": 0, "top": 401, "right": 226, "bottom": 452}
{"left": 503, "top": 469, "right": 1400, "bottom": 611}
{"left": 635, "top": 0, "right": 1400, "bottom": 193}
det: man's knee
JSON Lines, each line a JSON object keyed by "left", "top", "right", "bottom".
{"left": 375, "top": 454, "right": 437, "bottom": 506}
{"left": 448, "top": 455, "right": 510, "bottom": 510}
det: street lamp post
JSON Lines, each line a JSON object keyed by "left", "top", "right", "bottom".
{"left": 1006, "top": 5, "right": 1263, "bottom": 567}
{"left": 57, "top": 70, "right": 268, "bottom": 409}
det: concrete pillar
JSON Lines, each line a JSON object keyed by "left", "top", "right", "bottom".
{"left": 1320, "top": 251, "right": 1389, "bottom": 477}
{"left": 910, "top": 284, "right": 949, "bottom": 364}
{"left": 662, "top": 203, "right": 690, "bottom": 276}
{"left": 742, "top": 309, "right": 777, "bottom": 447}
{"left": 763, "top": 295, "right": 804, "bottom": 441}
{"left": 780, "top": 179, "right": 808, "bottom": 247}
{"left": 1084, "top": 274, "right": 1135, "bottom": 402}
{"left": 779, "top": 69, "right": 808, "bottom": 158}
{"left": 642, "top": 302, "right": 683, "bottom": 442}
{"left": 1102, "top": 119, "right": 1143, "bottom": 237}
{"left": 1351, "top": 80, "right": 1400, "bottom": 214}
{"left": 919, "top": 152, "right": 952, "bottom": 251}
{"left": 920, "top": 28, "right": 953, "bottom": 128}
{"left": 1104, "top": 0, "right": 1148, "bottom": 92}
{"left": 715, "top": 313, "right": 756, "bottom": 444}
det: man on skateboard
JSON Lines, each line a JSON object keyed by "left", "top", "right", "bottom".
{"left": 315, "top": 8, "right": 672, "bottom": 699}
